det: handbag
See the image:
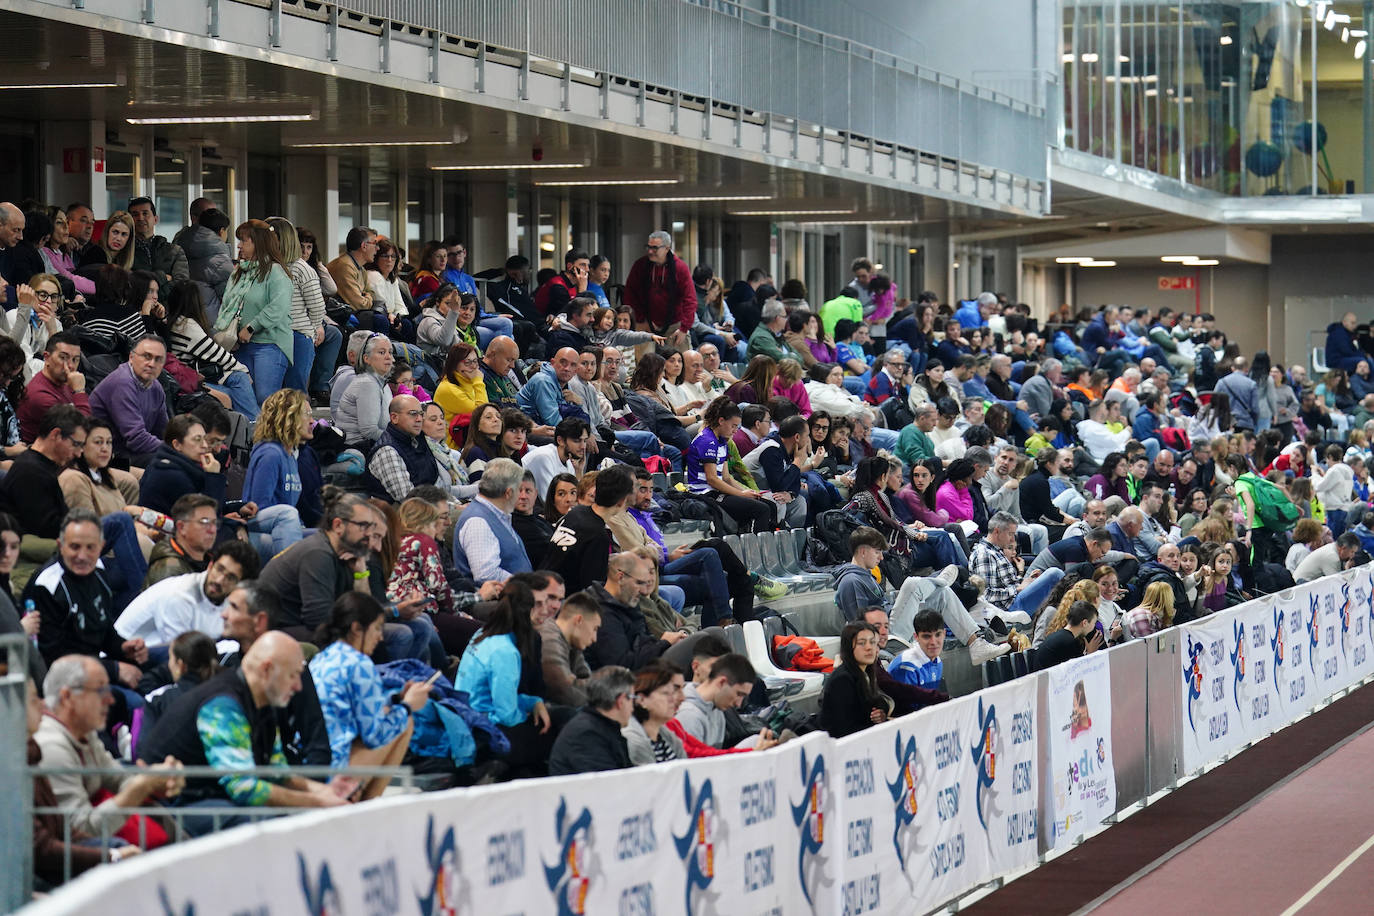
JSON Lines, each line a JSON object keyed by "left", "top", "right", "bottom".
{"left": 213, "top": 274, "right": 248, "bottom": 350}
{"left": 212, "top": 317, "right": 239, "bottom": 351}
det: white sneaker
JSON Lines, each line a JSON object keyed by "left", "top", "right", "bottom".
{"left": 968, "top": 637, "right": 1012, "bottom": 666}
{"left": 997, "top": 610, "right": 1032, "bottom": 627}
{"left": 933, "top": 564, "right": 960, "bottom": 588}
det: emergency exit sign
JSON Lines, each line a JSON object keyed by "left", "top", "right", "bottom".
{"left": 1158, "top": 276, "right": 1196, "bottom": 291}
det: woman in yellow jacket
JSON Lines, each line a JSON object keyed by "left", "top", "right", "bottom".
{"left": 432, "top": 342, "right": 488, "bottom": 446}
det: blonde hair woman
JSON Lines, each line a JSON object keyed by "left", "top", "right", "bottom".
{"left": 95, "top": 210, "right": 136, "bottom": 270}
{"left": 1041, "top": 580, "right": 1102, "bottom": 641}
{"left": 1121, "top": 581, "right": 1175, "bottom": 639}
{"left": 239, "top": 389, "right": 311, "bottom": 555}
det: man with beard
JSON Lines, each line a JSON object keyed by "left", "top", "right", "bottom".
{"left": 257, "top": 492, "right": 385, "bottom": 642}
{"left": 115, "top": 540, "right": 259, "bottom": 648}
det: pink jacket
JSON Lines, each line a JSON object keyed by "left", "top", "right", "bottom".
{"left": 772, "top": 377, "right": 812, "bottom": 417}
{"left": 934, "top": 481, "right": 973, "bottom": 523}
{"left": 42, "top": 246, "right": 95, "bottom": 296}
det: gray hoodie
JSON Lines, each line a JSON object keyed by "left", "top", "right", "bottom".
{"left": 672, "top": 682, "right": 726, "bottom": 748}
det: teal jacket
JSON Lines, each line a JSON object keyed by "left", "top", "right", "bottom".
{"left": 225, "top": 262, "right": 293, "bottom": 361}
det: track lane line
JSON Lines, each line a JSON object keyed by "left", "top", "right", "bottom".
{"left": 1278, "top": 832, "right": 1374, "bottom": 916}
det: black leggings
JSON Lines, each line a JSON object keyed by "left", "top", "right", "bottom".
{"left": 709, "top": 491, "right": 776, "bottom": 533}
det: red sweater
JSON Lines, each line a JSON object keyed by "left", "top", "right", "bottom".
{"left": 664, "top": 718, "right": 752, "bottom": 758}
{"left": 623, "top": 254, "right": 696, "bottom": 331}
{"left": 20, "top": 371, "right": 91, "bottom": 442}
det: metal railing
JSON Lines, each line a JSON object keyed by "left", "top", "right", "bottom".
{"left": 280, "top": 0, "right": 1052, "bottom": 184}
{"left": 27, "top": 764, "right": 415, "bottom": 891}
{"left": 1, "top": 634, "right": 33, "bottom": 914}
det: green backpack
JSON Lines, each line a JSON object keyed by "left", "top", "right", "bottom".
{"left": 1236, "top": 472, "right": 1300, "bottom": 531}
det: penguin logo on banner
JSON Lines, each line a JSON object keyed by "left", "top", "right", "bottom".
{"left": 969, "top": 698, "right": 1002, "bottom": 833}
{"left": 1230, "top": 618, "right": 1246, "bottom": 714}
{"left": 416, "top": 815, "right": 468, "bottom": 916}
{"left": 156, "top": 886, "right": 195, "bottom": 916}
{"left": 1308, "top": 594, "right": 1321, "bottom": 675}
{"left": 1272, "top": 607, "right": 1285, "bottom": 695}
{"left": 788, "top": 749, "right": 832, "bottom": 910}
{"left": 543, "top": 798, "right": 597, "bottom": 916}
{"left": 1183, "top": 635, "right": 1205, "bottom": 734}
{"left": 885, "top": 731, "right": 928, "bottom": 890}
{"left": 297, "top": 853, "right": 343, "bottom": 916}
{"left": 671, "top": 772, "right": 722, "bottom": 916}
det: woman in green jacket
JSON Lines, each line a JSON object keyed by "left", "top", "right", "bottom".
{"left": 217, "top": 219, "right": 293, "bottom": 405}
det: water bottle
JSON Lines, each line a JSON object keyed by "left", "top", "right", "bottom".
{"left": 22, "top": 598, "right": 38, "bottom": 651}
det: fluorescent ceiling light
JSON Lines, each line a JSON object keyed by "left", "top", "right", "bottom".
{"left": 1081, "top": 260, "right": 1116, "bottom": 267}
{"left": 125, "top": 105, "right": 317, "bottom": 125}
{"left": 730, "top": 207, "right": 857, "bottom": 217}
{"left": 0, "top": 80, "right": 123, "bottom": 90}
{"left": 1056, "top": 257, "right": 1094, "bottom": 263}
{"left": 1160, "top": 256, "right": 1195, "bottom": 262}
{"left": 535, "top": 178, "right": 679, "bottom": 187}
{"left": 430, "top": 162, "right": 586, "bottom": 171}
{"left": 639, "top": 194, "right": 773, "bottom": 202}
{"left": 794, "top": 218, "right": 915, "bottom": 225}
{"left": 1080, "top": 52, "right": 1100, "bottom": 63}
{"left": 1219, "top": 35, "right": 1233, "bottom": 45}
{"left": 284, "top": 127, "right": 467, "bottom": 148}
{"left": 1182, "top": 258, "right": 1219, "bottom": 266}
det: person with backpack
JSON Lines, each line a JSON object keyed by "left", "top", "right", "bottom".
{"left": 1231, "top": 454, "right": 1300, "bottom": 567}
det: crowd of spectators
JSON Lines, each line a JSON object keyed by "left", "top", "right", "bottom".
{"left": 1, "top": 195, "right": 1366, "bottom": 887}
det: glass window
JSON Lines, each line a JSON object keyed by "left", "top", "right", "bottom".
{"left": 105, "top": 150, "right": 139, "bottom": 219}
{"left": 202, "top": 161, "right": 235, "bottom": 224}
{"left": 406, "top": 171, "right": 435, "bottom": 264}
{"left": 247, "top": 154, "right": 281, "bottom": 224}
{"left": 537, "top": 203, "right": 556, "bottom": 272}
{"left": 335, "top": 166, "right": 364, "bottom": 257}
{"left": 368, "top": 168, "right": 394, "bottom": 241}
{"left": 0, "top": 120, "right": 37, "bottom": 204}
{"left": 154, "top": 153, "right": 187, "bottom": 230}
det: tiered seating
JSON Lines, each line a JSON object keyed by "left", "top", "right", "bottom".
{"left": 982, "top": 647, "right": 1037, "bottom": 688}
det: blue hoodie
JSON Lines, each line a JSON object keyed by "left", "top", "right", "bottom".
{"left": 242, "top": 440, "right": 302, "bottom": 508}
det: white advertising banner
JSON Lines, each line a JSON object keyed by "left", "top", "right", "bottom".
{"left": 31, "top": 575, "right": 1374, "bottom": 916}
{"left": 829, "top": 676, "right": 1039, "bottom": 916}
{"left": 1044, "top": 652, "right": 1117, "bottom": 849}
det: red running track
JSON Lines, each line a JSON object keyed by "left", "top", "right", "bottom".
{"left": 964, "top": 682, "right": 1374, "bottom": 915}
{"left": 1102, "top": 725, "right": 1374, "bottom": 915}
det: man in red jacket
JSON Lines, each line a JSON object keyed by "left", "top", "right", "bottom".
{"left": 19, "top": 330, "right": 90, "bottom": 443}
{"left": 623, "top": 230, "right": 696, "bottom": 348}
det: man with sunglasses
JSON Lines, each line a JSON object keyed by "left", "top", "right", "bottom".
{"left": 623, "top": 230, "right": 696, "bottom": 349}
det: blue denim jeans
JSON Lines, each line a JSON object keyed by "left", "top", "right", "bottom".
{"left": 842, "top": 374, "right": 868, "bottom": 396}
{"left": 241, "top": 504, "right": 305, "bottom": 565}
{"left": 909, "top": 527, "right": 967, "bottom": 570}
{"left": 102, "top": 513, "right": 149, "bottom": 613}
{"left": 659, "top": 586, "right": 686, "bottom": 614}
{"left": 1009, "top": 567, "right": 1065, "bottom": 617}
{"left": 309, "top": 323, "right": 344, "bottom": 394}
{"left": 236, "top": 341, "right": 289, "bottom": 405}
{"left": 283, "top": 330, "right": 316, "bottom": 392}
{"left": 400, "top": 614, "right": 446, "bottom": 668}
{"left": 205, "top": 370, "right": 260, "bottom": 420}
{"left": 870, "top": 427, "right": 900, "bottom": 452}
{"left": 663, "top": 547, "right": 730, "bottom": 625}
{"left": 477, "top": 316, "right": 514, "bottom": 348}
